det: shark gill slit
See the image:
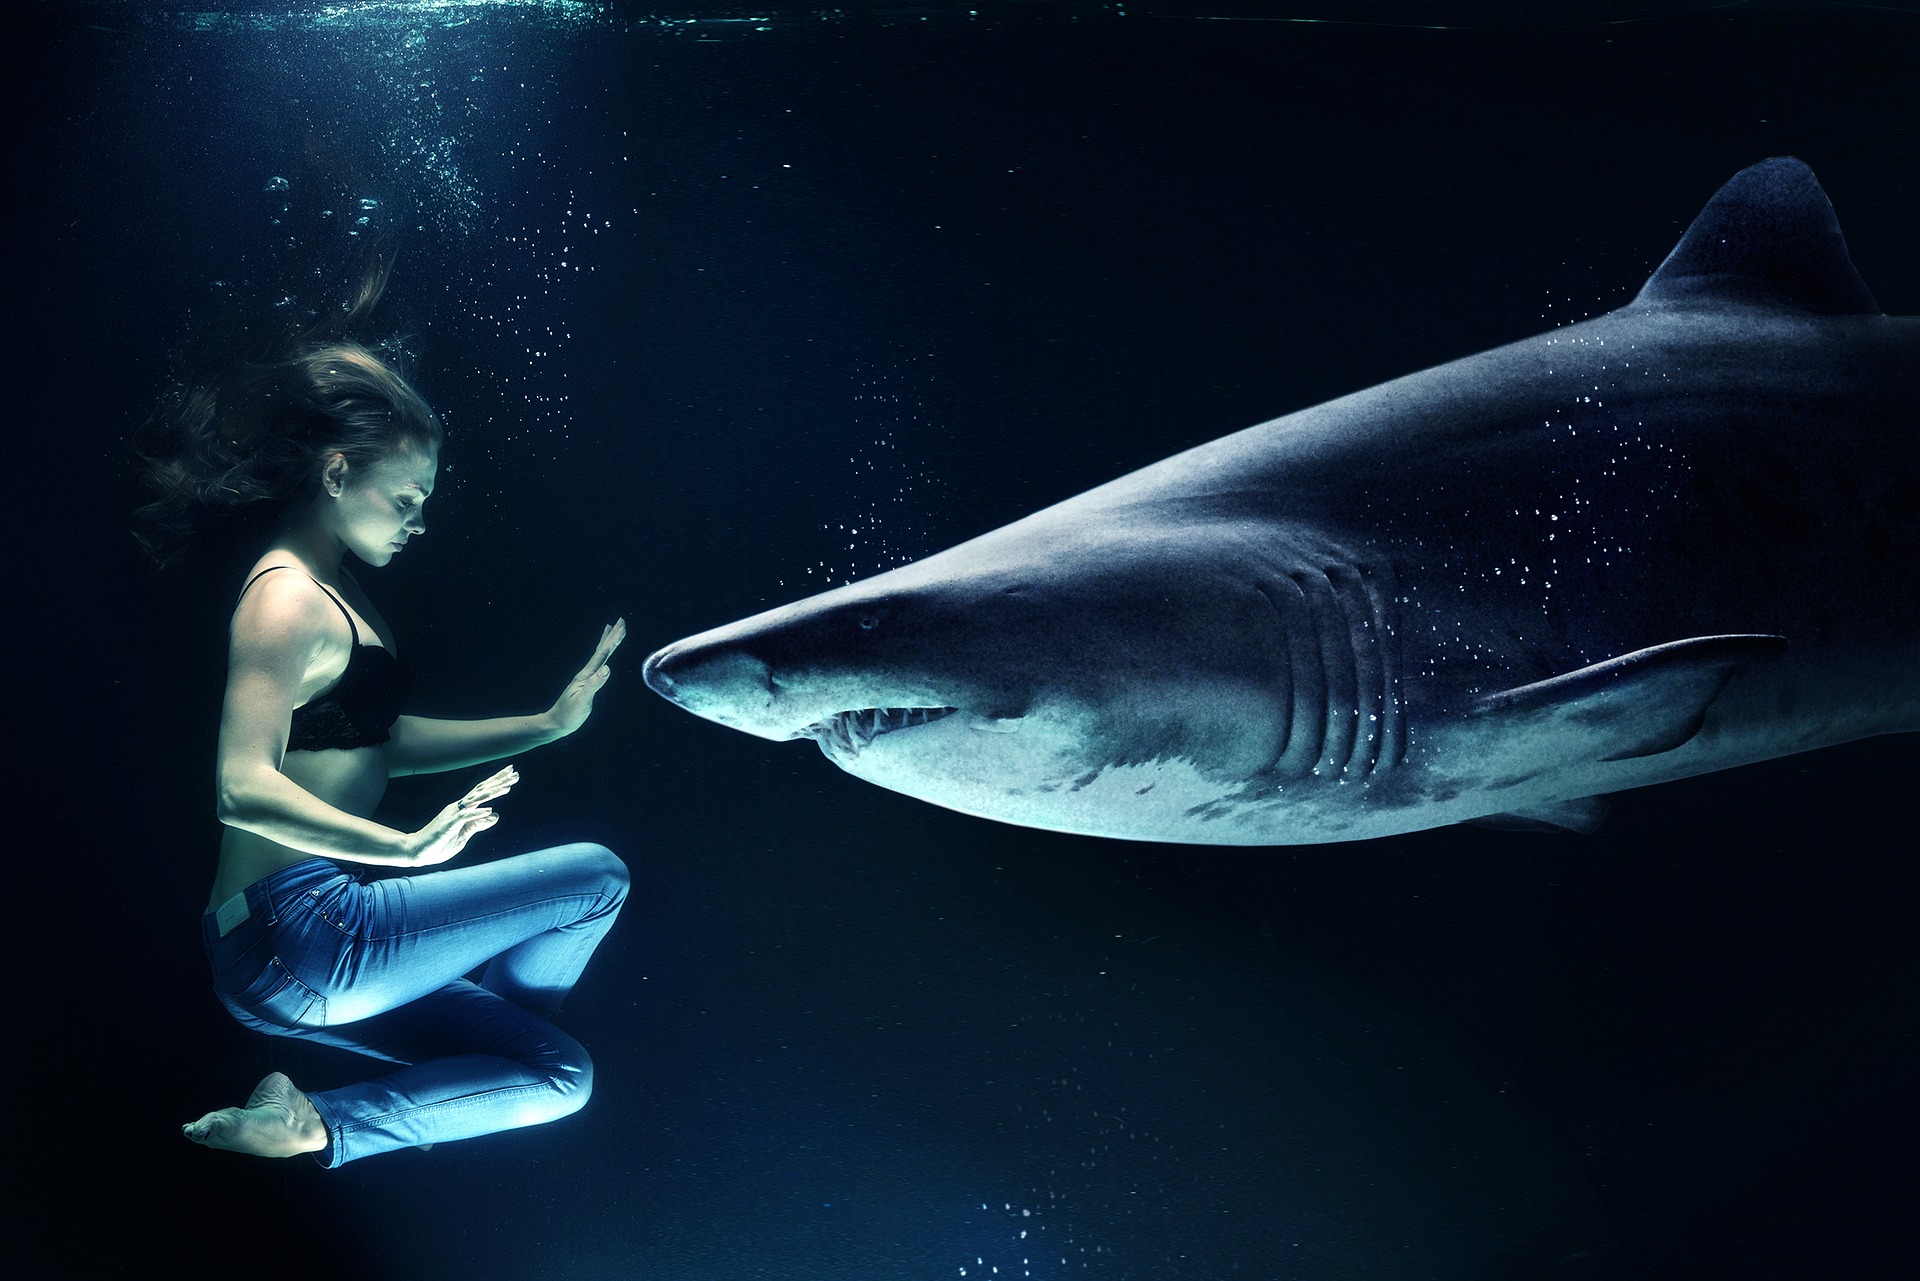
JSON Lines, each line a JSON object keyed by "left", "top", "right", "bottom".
{"left": 1249, "top": 579, "right": 1294, "bottom": 761}
{"left": 1271, "top": 571, "right": 1328, "bottom": 781}
{"left": 1260, "top": 561, "right": 1401, "bottom": 784}
{"left": 1346, "top": 564, "right": 1386, "bottom": 777}
{"left": 1315, "top": 568, "right": 1361, "bottom": 779}
{"left": 1354, "top": 559, "right": 1406, "bottom": 773}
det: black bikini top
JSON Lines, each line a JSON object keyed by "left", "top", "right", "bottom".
{"left": 241, "top": 566, "right": 411, "bottom": 752}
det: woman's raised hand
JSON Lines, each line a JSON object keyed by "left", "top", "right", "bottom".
{"left": 409, "top": 765, "right": 519, "bottom": 866}
{"left": 546, "top": 618, "right": 628, "bottom": 739}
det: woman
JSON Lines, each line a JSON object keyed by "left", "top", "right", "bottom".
{"left": 139, "top": 338, "right": 630, "bottom": 1166}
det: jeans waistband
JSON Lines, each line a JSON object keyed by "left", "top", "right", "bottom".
{"left": 201, "top": 858, "right": 353, "bottom": 955}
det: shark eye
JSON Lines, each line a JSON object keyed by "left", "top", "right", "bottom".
{"left": 856, "top": 613, "right": 880, "bottom": 632}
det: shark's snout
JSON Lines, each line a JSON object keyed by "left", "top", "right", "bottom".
{"left": 646, "top": 603, "right": 976, "bottom": 748}
{"left": 639, "top": 643, "right": 676, "bottom": 696}
{"left": 642, "top": 637, "right": 786, "bottom": 735}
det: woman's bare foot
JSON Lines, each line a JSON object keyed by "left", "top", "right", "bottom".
{"left": 182, "top": 1071, "right": 327, "bottom": 1158}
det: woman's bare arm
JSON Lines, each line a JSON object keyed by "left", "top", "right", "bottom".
{"left": 386, "top": 712, "right": 562, "bottom": 778}
{"left": 384, "top": 618, "right": 625, "bottom": 778}
{"left": 214, "top": 573, "right": 506, "bottom": 865}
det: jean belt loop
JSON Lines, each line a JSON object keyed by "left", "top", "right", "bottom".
{"left": 247, "top": 873, "right": 282, "bottom": 929}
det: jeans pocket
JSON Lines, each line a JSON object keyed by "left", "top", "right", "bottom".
{"left": 220, "top": 954, "right": 329, "bottom": 1029}
{"left": 298, "top": 880, "right": 364, "bottom": 938}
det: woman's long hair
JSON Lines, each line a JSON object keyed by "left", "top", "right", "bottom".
{"left": 130, "top": 248, "right": 442, "bottom": 569}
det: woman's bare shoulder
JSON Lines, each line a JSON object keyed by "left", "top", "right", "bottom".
{"left": 230, "top": 560, "right": 342, "bottom": 654}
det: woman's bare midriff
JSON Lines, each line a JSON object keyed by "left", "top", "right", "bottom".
{"left": 207, "top": 746, "right": 393, "bottom": 909}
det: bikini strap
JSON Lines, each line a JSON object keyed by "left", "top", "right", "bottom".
{"left": 309, "top": 580, "right": 361, "bottom": 645}
{"left": 239, "top": 564, "right": 292, "bottom": 596}
{"left": 238, "top": 564, "right": 360, "bottom": 645}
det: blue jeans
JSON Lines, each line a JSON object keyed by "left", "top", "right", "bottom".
{"left": 201, "top": 844, "right": 628, "bottom": 1167}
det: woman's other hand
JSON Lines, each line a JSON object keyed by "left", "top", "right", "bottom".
{"left": 545, "top": 618, "right": 627, "bottom": 739}
{"left": 410, "top": 765, "right": 518, "bottom": 866}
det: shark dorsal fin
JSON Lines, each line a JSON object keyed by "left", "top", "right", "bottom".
{"left": 1632, "top": 157, "right": 1879, "bottom": 315}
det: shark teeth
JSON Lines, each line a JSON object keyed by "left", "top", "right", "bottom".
{"left": 805, "top": 705, "right": 959, "bottom": 754}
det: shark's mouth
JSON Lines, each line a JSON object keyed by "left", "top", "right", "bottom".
{"left": 802, "top": 705, "right": 961, "bottom": 754}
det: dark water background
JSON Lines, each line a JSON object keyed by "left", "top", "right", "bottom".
{"left": 16, "top": 2, "right": 1917, "bottom": 1278}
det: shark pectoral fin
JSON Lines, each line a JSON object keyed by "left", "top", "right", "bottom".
{"left": 1469, "top": 796, "right": 1610, "bottom": 835}
{"left": 1473, "top": 633, "right": 1789, "bottom": 762}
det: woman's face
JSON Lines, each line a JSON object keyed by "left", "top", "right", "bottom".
{"left": 324, "top": 444, "right": 438, "bottom": 568}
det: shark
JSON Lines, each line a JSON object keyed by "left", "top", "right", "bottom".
{"left": 643, "top": 158, "right": 1918, "bottom": 844}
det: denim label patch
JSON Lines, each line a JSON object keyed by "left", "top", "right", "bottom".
{"left": 214, "top": 891, "right": 252, "bottom": 938}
